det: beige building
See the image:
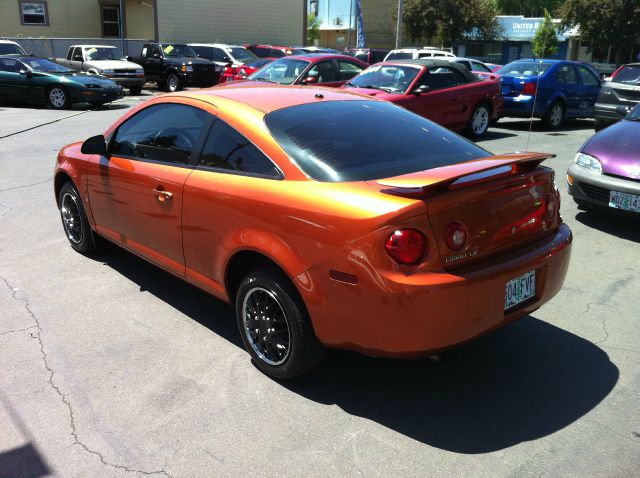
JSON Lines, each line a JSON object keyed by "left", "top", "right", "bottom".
{"left": 1, "top": 0, "right": 304, "bottom": 45}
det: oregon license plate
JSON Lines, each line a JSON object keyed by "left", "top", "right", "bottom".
{"left": 609, "top": 190, "right": 640, "bottom": 212}
{"left": 505, "top": 270, "right": 536, "bottom": 310}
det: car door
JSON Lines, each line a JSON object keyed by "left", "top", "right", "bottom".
{"left": 147, "top": 45, "right": 164, "bottom": 78}
{"left": 300, "top": 60, "right": 342, "bottom": 87}
{"left": 553, "top": 64, "right": 581, "bottom": 117}
{"left": 182, "top": 117, "right": 283, "bottom": 295}
{"left": 576, "top": 64, "right": 601, "bottom": 116}
{"left": 0, "top": 58, "right": 26, "bottom": 100}
{"left": 407, "top": 66, "right": 466, "bottom": 128}
{"left": 86, "top": 102, "right": 212, "bottom": 276}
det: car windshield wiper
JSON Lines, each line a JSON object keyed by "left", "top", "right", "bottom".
{"left": 253, "top": 78, "right": 276, "bottom": 83}
{"left": 351, "top": 84, "right": 396, "bottom": 92}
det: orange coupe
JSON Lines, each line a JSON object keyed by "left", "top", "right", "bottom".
{"left": 55, "top": 85, "right": 572, "bottom": 379}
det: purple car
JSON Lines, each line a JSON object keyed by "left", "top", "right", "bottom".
{"left": 568, "top": 104, "right": 640, "bottom": 215}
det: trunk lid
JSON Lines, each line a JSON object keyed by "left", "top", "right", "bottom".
{"left": 376, "top": 153, "right": 560, "bottom": 270}
{"left": 500, "top": 75, "right": 540, "bottom": 97}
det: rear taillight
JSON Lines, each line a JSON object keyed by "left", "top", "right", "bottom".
{"left": 385, "top": 229, "right": 426, "bottom": 265}
{"left": 545, "top": 190, "right": 560, "bottom": 220}
{"left": 610, "top": 66, "right": 624, "bottom": 79}
{"left": 445, "top": 222, "right": 467, "bottom": 250}
{"left": 224, "top": 66, "right": 236, "bottom": 75}
{"left": 237, "top": 68, "right": 248, "bottom": 78}
{"left": 522, "top": 82, "right": 537, "bottom": 95}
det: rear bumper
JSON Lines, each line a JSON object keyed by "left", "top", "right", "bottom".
{"left": 298, "top": 224, "right": 572, "bottom": 356}
{"left": 568, "top": 163, "right": 640, "bottom": 214}
{"left": 503, "top": 95, "right": 537, "bottom": 117}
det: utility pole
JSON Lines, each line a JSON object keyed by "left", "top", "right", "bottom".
{"left": 119, "top": 0, "right": 126, "bottom": 55}
{"left": 395, "top": 0, "right": 403, "bottom": 49}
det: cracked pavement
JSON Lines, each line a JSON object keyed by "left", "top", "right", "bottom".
{"left": 0, "top": 101, "right": 638, "bottom": 477}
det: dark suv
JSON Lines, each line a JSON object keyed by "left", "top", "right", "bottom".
{"left": 594, "top": 63, "right": 640, "bottom": 130}
{"left": 344, "top": 48, "right": 389, "bottom": 65}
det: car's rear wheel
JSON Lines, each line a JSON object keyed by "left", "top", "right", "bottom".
{"left": 235, "top": 269, "right": 325, "bottom": 379}
{"left": 165, "top": 73, "right": 180, "bottom": 92}
{"left": 47, "top": 86, "right": 70, "bottom": 110}
{"left": 58, "top": 182, "right": 97, "bottom": 253}
{"left": 543, "top": 101, "right": 564, "bottom": 129}
{"left": 466, "top": 103, "right": 490, "bottom": 138}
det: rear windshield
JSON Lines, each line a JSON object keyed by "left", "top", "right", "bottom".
{"left": 228, "top": 47, "right": 256, "bottom": 61}
{"left": 265, "top": 101, "right": 490, "bottom": 182}
{"left": 386, "top": 52, "right": 413, "bottom": 61}
{"left": 497, "top": 61, "right": 553, "bottom": 76}
{"left": 346, "top": 64, "right": 421, "bottom": 93}
{"left": 614, "top": 65, "right": 640, "bottom": 84}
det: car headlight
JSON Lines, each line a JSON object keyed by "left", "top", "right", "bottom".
{"left": 574, "top": 152, "right": 602, "bottom": 173}
{"left": 181, "top": 65, "right": 193, "bottom": 73}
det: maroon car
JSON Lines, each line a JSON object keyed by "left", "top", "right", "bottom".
{"left": 240, "top": 54, "right": 368, "bottom": 87}
{"left": 568, "top": 103, "right": 640, "bottom": 215}
{"left": 342, "top": 59, "right": 503, "bottom": 137}
{"left": 245, "top": 45, "right": 305, "bottom": 58}
{"left": 230, "top": 58, "right": 274, "bottom": 81}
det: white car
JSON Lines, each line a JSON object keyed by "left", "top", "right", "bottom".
{"left": 0, "top": 40, "right": 27, "bottom": 56}
{"left": 189, "top": 43, "right": 257, "bottom": 73}
{"left": 384, "top": 47, "right": 455, "bottom": 61}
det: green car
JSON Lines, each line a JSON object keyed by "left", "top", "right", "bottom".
{"left": 0, "top": 56, "right": 124, "bottom": 109}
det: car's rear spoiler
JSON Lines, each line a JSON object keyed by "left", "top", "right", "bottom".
{"left": 375, "top": 152, "right": 553, "bottom": 198}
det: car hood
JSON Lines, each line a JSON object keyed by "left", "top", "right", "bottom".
{"left": 43, "top": 71, "right": 120, "bottom": 86}
{"left": 583, "top": 120, "right": 640, "bottom": 178}
{"left": 84, "top": 59, "right": 142, "bottom": 69}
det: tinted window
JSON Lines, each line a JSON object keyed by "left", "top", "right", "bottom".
{"left": 425, "top": 66, "right": 466, "bottom": 89}
{"left": 249, "top": 58, "right": 309, "bottom": 84}
{"left": 336, "top": 60, "right": 364, "bottom": 80}
{"left": 472, "top": 61, "right": 492, "bottom": 72}
{"left": 199, "top": 120, "right": 280, "bottom": 178}
{"left": 0, "top": 58, "right": 21, "bottom": 72}
{"left": 555, "top": 64, "right": 578, "bottom": 84}
{"left": 265, "top": 100, "right": 489, "bottom": 182}
{"left": 577, "top": 65, "right": 599, "bottom": 86}
{"left": 271, "top": 49, "right": 285, "bottom": 58}
{"left": 347, "top": 64, "right": 421, "bottom": 92}
{"left": 371, "top": 51, "right": 387, "bottom": 63}
{"left": 0, "top": 43, "right": 25, "bottom": 55}
{"left": 208, "top": 47, "right": 228, "bottom": 62}
{"left": 307, "top": 60, "right": 337, "bottom": 83}
{"left": 386, "top": 52, "right": 413, "bottom": 60}
{"left": 498, "top": 61, "right": 553, "bottom": 76}
{"left": 251, "top": 47, "right": 272, "bottom": 58}
{"left": 112, "top": 104, "right": 208, "bottom": 164}
{"left": 229, "top": 47, "right": 256, "bottom": 61}
{"left": 456, "top": 60, "right": 472, "bottom": 70}
{"left": 614, "top": 65, "right": 640, "bottom": 84}
{"left": 191, "top": 46, "right": 211, "bottom": 60}
{"left": 21, "top": 58, "right": 70, "bottom": 72}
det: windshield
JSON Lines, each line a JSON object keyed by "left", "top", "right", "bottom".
{"left": 614, "top": 65, "right": 640, "bottom": 84}
{"left": 249, "top": 58, "right": 310, "bottom": 84}
{"left": 0, "top": 43, "right": 26, "bottom": 55}
{"left": 626, "top": 103, "right": 640, "bottom": 121}
{"left": 497, "top": 61, "right": 553, "bottom": 76}
{"left": 228, "top": 47, "right": 256, "bottom": 61}
{"left": 265, "top": 100, "right": 490, "bottom": 182}
{"left": 84, "top": 47, "right": 124, "bottom": 60}
{"left": 386, "top": 52, "right": 413, "bottom": 61}
{"left": 22, "top": 58, "right": 71, "bottom": 73}
{"left": 347, "top": 64, "right": 421, "bottom": 92}
{"left": 163, "top": 44, "right": 196, "bottom": 58}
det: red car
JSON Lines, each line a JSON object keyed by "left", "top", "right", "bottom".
{"left": 238, "top": 54, "right": 368, "bottom": 88}
{"left": 245, "top": 45, "right": 305, "bottom": 58}
{"left": 230, "top": 58, "right": 274, "bottom": 81}
{"left": 342, "top": 59, "right": 503, "bottom": 137}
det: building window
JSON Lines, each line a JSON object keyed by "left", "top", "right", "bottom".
{"left": 101, "top": 6, "right": 120, "bottom": 38}
{"left": 19, "top": 1, "right": 48, "bottom": 26}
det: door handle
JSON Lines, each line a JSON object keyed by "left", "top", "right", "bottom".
{"left": 153, "top": 188, "right": 173, "bottom": 202}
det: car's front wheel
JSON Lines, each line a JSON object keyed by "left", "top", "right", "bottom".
{"left": 58, "top": 182, "right": 97, "bottom": 253}
{"left": 466, "top": 103, "right": 491, "bottom": 138}
{"left": 235, "top": 269, "right": 325, "bottom": 379}
{"left": 47, "top": 86, "right": 70, "bottom": 109}
{"left": 165, "top": 73, "right": 180, "bottom": 92}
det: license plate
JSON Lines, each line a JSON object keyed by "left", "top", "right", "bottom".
{"left": 505, "top": 270, "right": 536, "bottom": 310}
{"left": 609, "top": 190, "right": 640, "bottom": 212}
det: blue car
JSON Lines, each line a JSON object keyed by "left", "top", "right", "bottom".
{"left": 497, "top": 59, "right": 602, "bottom": 129}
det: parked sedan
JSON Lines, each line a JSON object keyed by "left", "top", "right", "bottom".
{"left": 568, "top": 103, "right": 640, "bottom": 215}
{"left": 497, "top": 59, "right": 601, "bottom": 129}
{"left": 244, "top": 54, "right": 367, "bottom": 87}
{"left": 55, "top": 85, "right": 571, "bottom": 379}
{"left": 0, "top": 56, "right": 123, "bottom": 109}
{"left": 593, "top": 63, "right": 640, "bottom": 130}
{"left": 342, "top": 59, "right": 503, "bottom": 137}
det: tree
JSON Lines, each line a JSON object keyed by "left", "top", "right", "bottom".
{"left": 493, "top": 0, "right": 563, "bottom": 17}
{"left": 307, "top": 13, "right": 321, "bottom": 45}
{"left": 558, "top": 0, "right": 640, "bottom": 65}
{"left": 403, "top": 0, "right": 500, "bottom": 48}
{"left": 532, "top": 9, "right": 559, "bottom": 57}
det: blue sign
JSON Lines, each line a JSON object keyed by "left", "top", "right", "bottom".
{"left": 356, "top": 0, "right": 366, "bottom": 47}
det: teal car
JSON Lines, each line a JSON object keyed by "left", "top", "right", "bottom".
{"left": 0, "top": 56, "right": 123, "bottom": 109}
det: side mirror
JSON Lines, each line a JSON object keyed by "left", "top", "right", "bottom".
{"left": 615, "top": 105, "right": 631, "bottom": 117}
{"left": 81, "top": 135, "right": 107, "bottom": 155}
{"left": 19, "top": 69, "right": 32, "bottom": 78}
{"left": 302, "top": 76, "right": 318, "bottom": 84}
{"left": 152, "top": 53, "right": 161, "bottom": 59}
{"left": 412, "top": 84, "right": 429, "bottom": 95}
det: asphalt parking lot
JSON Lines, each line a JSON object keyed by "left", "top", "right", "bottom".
{"left": 1, "top": 92, "right": 638, "bottom": 478}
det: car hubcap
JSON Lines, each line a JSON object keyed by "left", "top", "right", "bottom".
{"left": 50, "top": 88, "right": 65, "bottom": 107}
{"left": 168, "top": 75, "right": 178, "bottom": 91}
{"left": 472, "top": 107, "right": 489, "bottom": 134}
{"left": 551, "top": 105, "right": 562, "bottom": 126}
{"left": 60, "top": 192, "right": 83, "bottom": 244}
{"left": 242, "top": 287, "right": 291, "bottom": 366}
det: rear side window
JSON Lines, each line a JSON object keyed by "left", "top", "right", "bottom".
{"left": 111, "top": 104, "right": 209, "bottom": 164}
{"left": 577, "top": 65, "right": 599, "bottom": 86}
{"left": 265, "top": 100, "right": 489, "bottom": 182}
{"left": 198, "top": 120, "right": 280, "bottom": 178}
{"left": 191, "top": 46, "right": 211, "bottom": 60}
{"left": 614, "top": 65, "right": 640, "bottom": 84}
{"left": 555, "top": 64, "right": 578, "bottom": 84}
{"left": 0, "top": 58, "right": 21, "bottom": 72}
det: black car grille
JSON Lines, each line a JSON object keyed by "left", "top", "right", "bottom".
{"left": 578, "top": 182, "right": 610, "bottom": 202}
{"left": 113, "top": 68, "right": 138, "bottom": 74}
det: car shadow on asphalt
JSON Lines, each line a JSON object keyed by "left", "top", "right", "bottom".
{"left": 285, "top": 317, "right": 618, "bottom": 454}
{"left": 498, "top": 119, "right": 595, "bottom": 133}
{"left": 473, "top": 130, "right": 519, "bottom": 142}
{"left": 575, "top": 210, "right": 640, "bottom": 243}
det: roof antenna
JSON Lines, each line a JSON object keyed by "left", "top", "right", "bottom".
{"left": 524, "top": 36, "right": 548, "bottom": 152}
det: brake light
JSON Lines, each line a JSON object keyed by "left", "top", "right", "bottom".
{"left": 224, "top": 66, "right": 234, "bottom": 74}
{"left": 445, "top": 222, "right": 467, "bottom": 250}
{"left": 385, "top": 229, "right": 426, "bottom": 265}
{"left": 522, "top": 82, "right": 537, "bottom": 95}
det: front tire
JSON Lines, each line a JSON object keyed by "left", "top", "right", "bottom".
{"left": 47, "top": 86, "right": 70, "bottom": 110}
{"left": 235, "top": 269, "right": 325, "bottom": 379}
{"left": 466, "top": 103, "right": 491, "bottom": 138}
{"left": 165, "top": 73, "right": 180, "bottom": 92}
{"left": 58, "top": 182, "right": 97, "bottom": 253}
{"left": 129, "top": 86, "right": 143, "bottom": 95}
{"left": 543, "top": 101, "right": 564, "bottom": 129}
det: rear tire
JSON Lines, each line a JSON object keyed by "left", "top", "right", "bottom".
{"left": 465, "top": 103, "right": 491, "bottom": 138}
{"left": 235, "top": 269, "right": 325, "bottom": 379}
{"left": 58, "top": 182, "right": 97, "bottom": 253}
{"left": 47, "top": 86, "right": 70, "bottom": 110}
{"left": 543, "top": 101, "right": 564, "bottom": 129}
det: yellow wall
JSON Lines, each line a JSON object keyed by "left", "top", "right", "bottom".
{"left": 0, "top": 0, "right": 101, "bottom": 37}
{"left": 156, "top": 0, "right": 304, "bottom": 44}
{"left": 361, "top": 0, "right": 396, "bottom": 49}
{"left": 125, "top": 0, "right": 154, "bottom": 39}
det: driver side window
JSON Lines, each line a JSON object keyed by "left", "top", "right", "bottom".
{"left": 307, "top": 61, "right": 337, "bottom": 83}
{"left": 111, "top": 104, "right": 209, "bottom": 164}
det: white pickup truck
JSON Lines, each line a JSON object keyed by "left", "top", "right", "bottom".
{"left": 55, "top": 45, "right": 146, "bottom": 94}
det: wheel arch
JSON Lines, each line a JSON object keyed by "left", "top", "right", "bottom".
{"left": 54, "top": 170, "right": 77, "bottom": 206}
